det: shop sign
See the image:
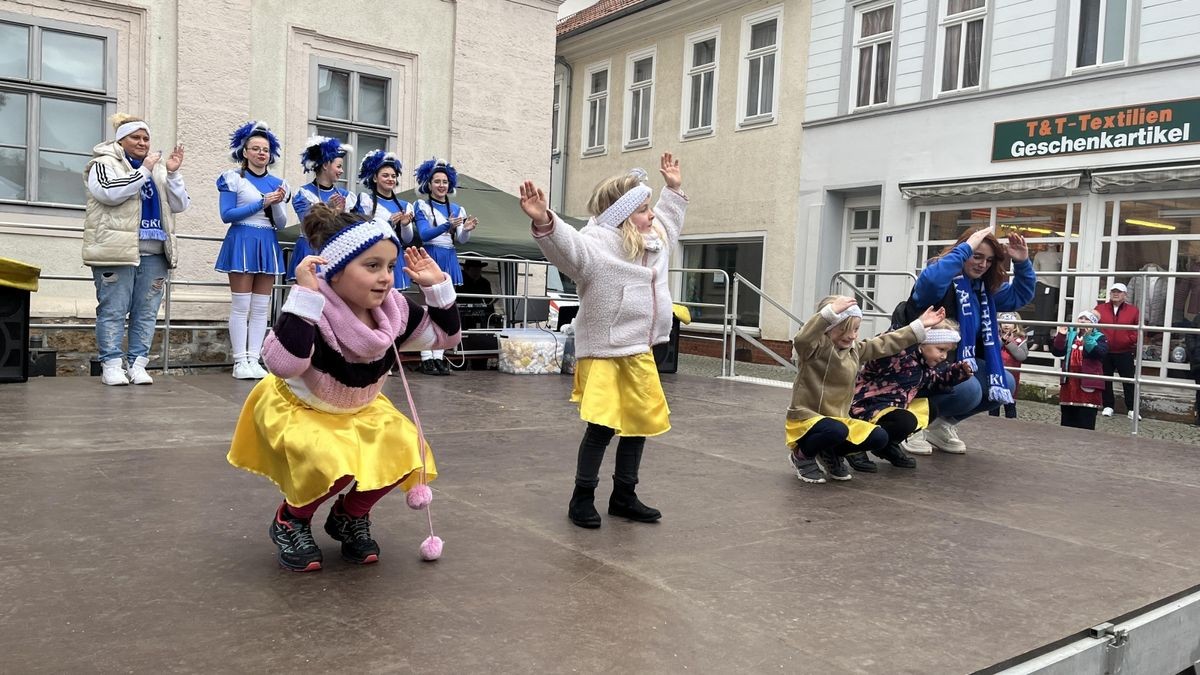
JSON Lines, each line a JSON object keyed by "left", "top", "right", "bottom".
{"left": 992, "top": 97, "right": 1200, "bottom": 161}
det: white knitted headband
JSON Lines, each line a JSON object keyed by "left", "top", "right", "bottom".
{"left": 825, "top": 305, "right": 863, "bottom": 333}
{"left": 923, "top": 328, "right": 961, "bottom": 344}
{"left": 596, "top": 169, "right": 652, "bottom": 229}
{"left": 115, "top": 121, "right": 149, "bottom": 141}
{"left": 319, "top": 220, "right": 400, "bottom": 279}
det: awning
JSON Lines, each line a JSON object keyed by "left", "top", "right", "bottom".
{"left": 900, "top": 173, "right": 1082, "bottom": 200}
{"left": 1091, "top": 164, "right": 1200, "bottom": 192}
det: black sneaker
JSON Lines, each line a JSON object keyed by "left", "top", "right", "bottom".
{"left": 269, "top": 505, "right": 323, "bottom": 572}
{"left": 323, "top": 496, "right": 381, "bottom": 564}
{"left": 420, "top": 359, "right": 439, "bottom": 375}
{"left": 845, "top": 452, "right": 877, "bottom": 473}
{"left": 873, "top": 443, "right": 917, "bottom": 469}
{"left": 815, "top": 448, "right": 852, "bottom": 481}
{"left": 789, "top": 451, "right": 826, "bottom": 484}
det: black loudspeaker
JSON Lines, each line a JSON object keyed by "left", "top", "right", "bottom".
{"left": 653, "top": 315, "right": 681, "bottom": 374}
{"left": 0, "top": 287, "right": 31, "bottom": 383}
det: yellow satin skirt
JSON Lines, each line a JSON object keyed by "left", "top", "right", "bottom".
{"left": 867, "top": 397, "right": 931, "bottom": 429}
{"left": 785, "top": 415, "right": 878, "bottom": 451}
{"left": 227, "top": 375, "right": 437, "bottom": 507}
{"left": 571, "top": 354, "right": 670, "bottom": 437}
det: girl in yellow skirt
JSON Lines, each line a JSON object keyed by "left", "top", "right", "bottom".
{"left": 845, "top": 320, "right": 974, "bottom": 473}
{"left": 518, "top": 153, "right": 685, "bottom": 529}
{"left": 785, "top": 296, "right": 944, "bottom": 484}
{"left": 227, "top": 204, "right": 461, "bottom": 571}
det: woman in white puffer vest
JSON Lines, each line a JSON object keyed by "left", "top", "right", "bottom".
{"left": 519, "top": 152, "right": 686, "bottom": 530}
{"left": 82, "top": 113, "right": 190, "bottom": 385}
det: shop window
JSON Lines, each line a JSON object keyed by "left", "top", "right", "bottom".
{"left": 0, "top": 19, "right": 115, "bottom": 207}
{"left": 1071, "top": 0, "right": 1128, "bottom": 70}
{"left": 851, "top": 2, "right": 894, "bottom": 110}
{"left": 311, "top": 62, "right": 395, "bottom": 189}
{"left": 681, "top": 238, "right": 764, "bottom": 326}
{"left": 937, "top": 0, "right": 986, "bottom": 94}
{"left": 1104, "top": 197, "right": 1200, "bottom": 334}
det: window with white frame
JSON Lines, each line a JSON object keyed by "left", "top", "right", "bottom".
{"left": 311, "top": 61, "right": 395, "bottom": 188}
{"left": 551, "top": 81, "right": 561, "bottom": 155}
{"left": 0, "top": 18, "right": 115, "bottom": 207}
{"left": 1072, "top": 0, "right": 1129, "bottom": 69}
{"left": 681, "top": 237, "right": 765, "bottom": 326}
{"left": 851, "top": 3, "right": 894, "bottom": 109}
{"left": 682, "top": 28, "right": 719, "bottom": 136}
{"left": 738, "top": 6, "right": 782, "bottom": 125}
{"left": 583, "top": 62, "right": 609, "bottom": 154}
{"left": 625, "top": 49, "right": 655, "bottom": 148}
{"left": 937, "top": 0, "right": 986, "bottom": 93}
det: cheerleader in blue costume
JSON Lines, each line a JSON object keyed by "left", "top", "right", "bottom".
{"left": 357, "top": 150, "right": 416, "bottom": 290}
{"left": 287, "top": 136, "right": 357, "bottom": 281}
{"left": 215, "top": 121, "right": 290, "bottom": 380}
{"left": 413, "top": 158, "right": 476, "bottom": 375}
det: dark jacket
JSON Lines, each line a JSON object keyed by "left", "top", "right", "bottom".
{"left": 1185, "top": 318, "right": 1200, "bottom": 372}
{"left": 1093, "top": 301, "right": 1140, "bottom": 354}
{"left": 1051, "top": 328, "right": 1109, "bottom": 390}
{"left": 851, "top": 349, "right": 974, "bottom": 421}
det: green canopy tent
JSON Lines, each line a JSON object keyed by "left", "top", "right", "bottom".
{"left": 276, "top": 173, "right": 585, "bottom": 260}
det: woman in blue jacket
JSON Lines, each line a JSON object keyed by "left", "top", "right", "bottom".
{"left": 904, "top": 224, "right": 1035, "bottom": 454}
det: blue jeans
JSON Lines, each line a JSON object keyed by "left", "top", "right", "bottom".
{"left": 92, "top": 254, "right": 168, "bottom": 362}
{"left": 929, "top": 368, "right": 1017, "bottom": 422}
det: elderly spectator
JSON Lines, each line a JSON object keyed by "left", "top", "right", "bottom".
{"left": 1094, "top": 282, "right": 1141, "bottom": 419}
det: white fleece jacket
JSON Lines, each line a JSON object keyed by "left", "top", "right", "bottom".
{"left": 532, "top": 187, "right": 687, "bottom": 359}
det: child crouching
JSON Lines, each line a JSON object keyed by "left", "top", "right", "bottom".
{"left": 785, "top": 296, "right": 944, "bottom": 483}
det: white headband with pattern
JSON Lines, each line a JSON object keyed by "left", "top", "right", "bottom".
{"left": 596, "top": 169, "right": 652, "bottom": 229}
{"left": 825, "top": 305, "right": 864, "bottom": 333}
{"left": 923, "top": 328, "right": 961, "bottom": 344}
{"left": 319, "top": 220, "right": 400, "bottom": 279}
{"left": 116, "top": 121, "right": 149, "bottom": 141}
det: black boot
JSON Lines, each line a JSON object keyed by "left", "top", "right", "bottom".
{"left": 420, "top": 359, "right": 438, "bottom": 375}
{"left": 568, "top": 485, "right": 601, "bottom": 529}
{"left": 845, "top": 451, "right": 877, "bottom": 473}
{"left": 608, "top": 479, "right": 661, "bottom": 523}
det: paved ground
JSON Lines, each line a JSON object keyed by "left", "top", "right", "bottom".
{"left": 678, "top": 354, "right": 1200, "bottom": 445}
{"left": 2, "top": 370, "right": 1200, "bottom": 673}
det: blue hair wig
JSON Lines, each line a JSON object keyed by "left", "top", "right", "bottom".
{"left": 300, "top": 135, "right": 352, "bottom": 174}
{"left": 358, "top": 150, "right": 403, "bottom": 188}
{"left": 229, "top": 121, "right": 281, "bottom": 165}
{"left": 415, "top": 157, "right": 458, "bottom": 195}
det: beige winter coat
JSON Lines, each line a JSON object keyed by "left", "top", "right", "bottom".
{"left": 82, "top": 141, "right": 189, "bottom": 268}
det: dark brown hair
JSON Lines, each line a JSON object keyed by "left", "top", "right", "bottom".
{"left": 301, "top": 203, "right": 366, "bottom": 250}
{"left": 936, "top": 227, "right": 1010, "bottom": 293}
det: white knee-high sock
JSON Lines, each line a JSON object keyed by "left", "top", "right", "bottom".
{"left": 247, "top": 294, "right": 272, "bottom": 361}
{"left": 229, "top": 292, "right": 251, "bottom": 361}
{"left": 420, "top": 349, "right": 445, "bottom": 360}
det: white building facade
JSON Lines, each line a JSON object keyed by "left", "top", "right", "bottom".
{"left": 0, "top": 0, "right": 560, "bottom": 319}
{"left": 799, "top": 0, "right": 1200, "bottom": 381}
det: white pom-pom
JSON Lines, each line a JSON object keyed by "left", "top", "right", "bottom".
{"left": 407, "top": 484, "right": 432, "bottom": 510}
{"left": 420, "top": 536, "right": 443, "bottom": 561}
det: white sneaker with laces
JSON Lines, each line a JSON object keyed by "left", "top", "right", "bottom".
{"left": 126, "top": 355, "right": 154, "bottom": 385}
{"left": 247, "top": 360, "right": 269, "bottom": 379}
{"left": 1127, "top": 410, "right": 1143, "bottom": 421}
{"left": 901, "top": 430, "right": 934, "bottom": 456}
{"left": 925, "top": 418, "right": 967, "bottom": 454}
{"left": 1101, "top": 407, "right": 1114, "bottom": 417}
{"left": 100, "top": 358, "right": 129, "bottom": 386}
{"left": 232, "top": 360, "right": 258, "bottom": 380}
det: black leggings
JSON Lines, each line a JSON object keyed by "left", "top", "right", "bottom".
{"left": 796, "top": 418, "right": 889, "bottom": 460}
{"left": 575, "top": 423, "right": 645, "bottom": 489}
{"left": 1060, "top": 405, "right": 1098, "bottom": 430}
{"left": 875, "top": 409, "right": 920, "bottom": 444}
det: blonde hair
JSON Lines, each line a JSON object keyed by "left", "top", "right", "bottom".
{"left": 814, "top": 296, "right": 860, "bottom": 342}
{"left": 587, "top": 173, "right": 664, "bottom": 260}
{"left": 109, "top": 112, "right": 145, "bottom": 131}
{"left": 998, "top": 312, "right": 1026, "bottom": 340}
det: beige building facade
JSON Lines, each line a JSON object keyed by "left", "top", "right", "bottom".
{"left": 0, "top": 0, "right": 561, "bottom": 319}
{"left": 553, "top": 0, "right": 812, "bottom": 345}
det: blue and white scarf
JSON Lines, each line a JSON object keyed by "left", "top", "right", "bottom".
{"left": 951, "top": 275, "right": 1013, "bottom": 404}
{"left": 127, "top": 156, "right": 165, "bottom": 241}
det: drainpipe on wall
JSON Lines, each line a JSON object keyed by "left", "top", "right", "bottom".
{"left": 552, "top": 55, "right": 572, "bottom": 213}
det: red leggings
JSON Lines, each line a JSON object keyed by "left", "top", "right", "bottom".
{"left": 283, "top": 475, "right": 401, "bottom": 521}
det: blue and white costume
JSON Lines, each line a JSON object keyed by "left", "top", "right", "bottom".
{"left": 413, "top": 158, "right": 471, "bottom": 286}
{"left": 215, "top": 169, "right": 289, "bottom": 274}
{"left": 288, "top": 136, "right": 355, "bottom": 281}
{"left": 356, "top": 150, "right": 416, "bottom": 290}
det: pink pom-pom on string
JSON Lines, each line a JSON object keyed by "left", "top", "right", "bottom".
{"left": 406, "top": 484, "right": 432, "bottom": 510}
{"left": 419, "top": 535, "right": 443, "bottom": 561}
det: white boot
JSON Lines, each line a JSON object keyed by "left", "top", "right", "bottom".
{"left": 126, "top": 355, "right": 154, "bottom": 385}
{"left": 925, "top": 418, "right": 967, "bottom": 454}
{"left": 101, "top": 358, "right": 130, "bottom": 386}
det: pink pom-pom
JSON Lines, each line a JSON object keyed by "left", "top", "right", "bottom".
{"left": 419, "top": 535, "right": 443, "bottom": 561}
{"left": 406, "top": 484, "right": 432, "bottom": 510}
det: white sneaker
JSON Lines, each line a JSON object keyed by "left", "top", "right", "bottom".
{"left": 1101, "top": 407, "right": 1114, "bottom": 417}
{"left": 126, "top": 355, "right": 154, "bottom": 385}
{"left": 901, "top": 430, "right": 934, "bottom": 456}
{"left": 925, "top": 418, "right": 967, "bottom": 454}
{"left": 246, "top": 360, "right": 269, "bottom": 379}
{"left": 232, "top": 360, "right": 258, "bottom": 380}
{"left": 1127, "top": 410, "right": 1143, "bottom": 421}
{"left": 100, "top": 358, "right": 129, "bottom": 386}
